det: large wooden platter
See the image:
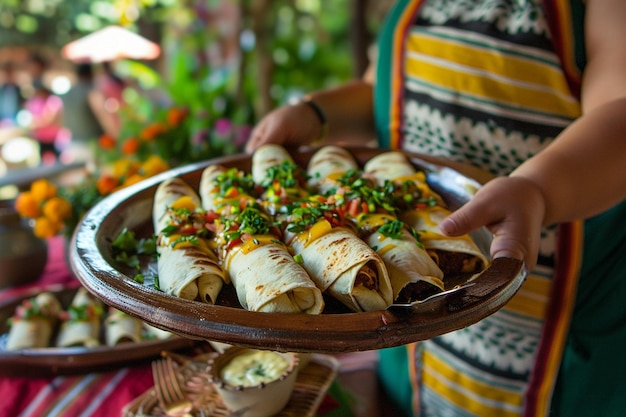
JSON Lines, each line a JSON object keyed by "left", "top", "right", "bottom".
{"left": 70, "top": 146, "right": 526, "bottom": 353}
{"left": 0, "top": 285, "right": 197, "bottom": 377}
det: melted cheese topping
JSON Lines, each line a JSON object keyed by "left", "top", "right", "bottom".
{"left": 356, "top": 213, "right": 396, "bottom": 230}
{"left": 377, "top": 243, "right": 397, "bottom": 256}
{"left": 239, "top": 235, "right": 279, "bottom": 255}
{"left": 170, "top": 196, "right": 197, "bottom": 211}
{"left": 418, "top": 230, "right": 473, "bottom": 243}
{"left": 393, "top": 172, "right": 427, "bottom": 184}
{"left": 296, "top": 219, "right": 332, "bottom": 247}
{"left": 220, "top": 350, "right": 289, "bottom": 387}
{"left": 223, "top": 235, "right": 280, "bottom": 271}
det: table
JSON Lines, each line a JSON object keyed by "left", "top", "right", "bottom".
{"left": 0, "top": 236, "right": 367, "bottom": 417}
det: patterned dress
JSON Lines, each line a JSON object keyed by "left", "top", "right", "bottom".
{"left": 373, "top": 1, "right": 626, "bottom": 416}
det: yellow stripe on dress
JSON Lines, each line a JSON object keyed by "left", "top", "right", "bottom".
{"left": 422, "top": 349, "right": 523, "bottom": 417}
{"left": 407, "top": 30, "right": 574, "bottom": 98}
{"left": 405, "top": 32, "right": 581, "bottom": 118}
{"left": 501, "top": 273, "right": 552, "bottom": 320}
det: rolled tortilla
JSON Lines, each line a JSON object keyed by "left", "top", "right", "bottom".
{"left": 5, "top": 292, "right": 62, "bottom": 350}
{"left": 200, "top": 166, "right": 325, "bottom": 314}
{"left": 284, "top": 221, "right": 393, "bottom": 312}
{"left": 251, "top": 144, "right": 294, "bottom": 185}
{"left": 56, "top": 287, "right": 103, "bottom": 348}
{"left": 105, "top": 308, "right": 143, "bottom": 346}
{"left": 363, "top": 151, "right": 417, "bottom": 183}
{"left": 199, "top": 164, "right": 257, "bottom": 213}
{"left": 251, "top": 145, "right": 309, "bottom": 214}
{"left": 153, "top": 177, "right": 226, "bottom": 303}
{"left": 222, "top": 241, "right": 325, "bottom": 313}
{"left": 365, "top": 152, "right": 488, "bottom": 276}
{"left": 364, "top": 224, "right": 444, "bottom": 302}
{"left": 364, "top": 151, "right": 445, "bottom": 206}
{"left": 308, "top": 148, "right": 444, "bottom": 302}
{"left": 307, "top": 145, "right": 359, "bottom": 193}
{"left": 401, "top": 205, "right": 489, "bottom": 276}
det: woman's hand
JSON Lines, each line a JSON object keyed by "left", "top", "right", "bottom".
{"left": 245, "top": 102, "right": 324, "bottom": 153}
{"left": 438, "top": 176, "right": 546, "bottom": 270}
{"left": 245, "top": 80, "right": 375, "bottom": 153}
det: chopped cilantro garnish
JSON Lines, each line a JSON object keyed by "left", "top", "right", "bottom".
{"left": 111, "top": 228, "right": 157, "bottom": 271}
{"left": 378, "top": 220, "right": 405, "bottom": 239}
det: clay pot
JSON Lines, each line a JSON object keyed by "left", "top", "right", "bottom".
{"left": 0, "top": 200, "right": 48, "bottom": 289}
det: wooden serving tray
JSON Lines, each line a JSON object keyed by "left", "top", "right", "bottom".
{"left": 70, "top": 146, "right": 525, "bottom": 353}
{"left": 0, "top": 284, "right": 197, "bottom": 377}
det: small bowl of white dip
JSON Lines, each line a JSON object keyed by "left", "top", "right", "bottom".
{"left": 207, "top": 346, "right": 299, "bottom": 417}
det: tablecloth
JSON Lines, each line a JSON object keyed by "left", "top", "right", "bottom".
{"left": 0, "top": 237, "right": 355, "bottom": 417}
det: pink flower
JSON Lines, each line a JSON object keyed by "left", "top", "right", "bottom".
{"left": 214, "top": 118, "right": 233, "bottom": 136}
{"left": 234, "top": 125, "right": 252, "bottom": 147}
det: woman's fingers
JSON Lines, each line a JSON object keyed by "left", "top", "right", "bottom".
{"left": 439, "top": 177, "right": 546, "bottom": 270}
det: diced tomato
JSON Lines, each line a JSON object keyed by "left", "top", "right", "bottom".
{"left": 348, "top": 198, "right": 361, "bottom": 217}
{"left": 323, "top": 212, "right": 341, "bottom": 228}
{"left": 204, "top": 211, "right": 219, "bottom": 223}
{"left": 178, "top": 225, "right": 196, "bottom": 235}
{"left": 361, "top": 201, "right": 369, "bottom": 214}
{"left": 226, "top": 237, "right": 243, "bottom": 251}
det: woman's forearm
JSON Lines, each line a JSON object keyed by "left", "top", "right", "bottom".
{"left": 512, "top": 97, "right": 626, "bottom": 225}
{"left": 306, "top": 79, "right": 375, "bottom": 142}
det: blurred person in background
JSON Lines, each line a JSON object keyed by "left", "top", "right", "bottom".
{"left": 61, "top": 63, "right": 117, "bottom": 166}
{"left": 98, "top": 61, "right": 126, "bottom": 134}
{"left": 24, "top": 79, "right": 63, "bottom": 165}
{"left": 0, "top": 61, "right": 24, "bottom": 127}
{"left": 26, "top": 52, "right": 48, "bottom": 88}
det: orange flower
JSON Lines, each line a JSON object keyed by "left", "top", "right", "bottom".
{"left": 42, "top": 197, "right": 72, "bottom": 223}
{"left": 141, "top": 155, "right": 170, "bottom": 177}
{"left": 166, "top": 107, "right": 188, "bottom": 127}
{"left": 34, "top": 216, "right": 63, "bottom": 238}
{"left": 121, "top": 137, "right": 140, "bottom": 155}
{"left": 97, "top": 175, "right": 119, "bottom": 196}
{"left": 98, "top": 134, "right": 116, "bottom": 150}
{"left": 119, "top": 174, "right": 145, "bottom": 189}
{"left": 140, "top": 122, "right": 168, "bottom": 141}
{"left": 112, "top": 159, "right": 140, "bottom": 178}
{"left": 15, "top": 192, "right": 41, "bottom": 218}
{"left": 30, "top": 179, "right": 57, "bottom": 202}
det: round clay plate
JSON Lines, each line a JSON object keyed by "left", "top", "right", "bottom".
{"left": 0, "top": 284, "right": 197, "bottom": 377}
{"left": 70, "top": 146, "right": 526, "bottom": 353}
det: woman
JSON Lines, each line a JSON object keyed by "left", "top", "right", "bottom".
{"left": 25, "top": 80, "right": 63, "bottom": 163}
{"left": 61, "top": 63, "right": 118, "bottom": 164}
{"left": 245, "top": 0, "right": 626, "bottom": 416}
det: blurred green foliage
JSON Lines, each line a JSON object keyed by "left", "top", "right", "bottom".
{"left": 0, "top": 0, "right": 368, "bottom": 109}
{"left": 1, "top": 0, "right": 386, "bottom": 157}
